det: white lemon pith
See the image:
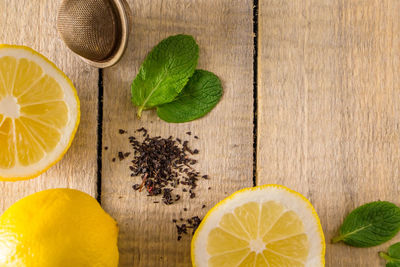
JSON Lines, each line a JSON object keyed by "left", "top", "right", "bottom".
{"left": 0, "top": 188, "right": 119, "bottom": 267}
{"left": 191, "top": 185, "right": 325, "bottom": 267}
{"left": 0, "top": 45, "right": 80, "bottom": 180}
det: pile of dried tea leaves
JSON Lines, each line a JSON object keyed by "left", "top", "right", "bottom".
{"left": 110, "top": 128, "right": 208, "bottom": 240}
{"left": 115, "top": 128, "right": 208, "bottom": 205}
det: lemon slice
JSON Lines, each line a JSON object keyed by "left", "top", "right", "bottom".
{"left": 0, "top": 45, "right": 79, "bottom": 181}
{"left": 191, "top": 184, "right": 325, "bottom": 267}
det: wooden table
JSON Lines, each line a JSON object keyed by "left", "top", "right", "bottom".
{"left": 1, "top": 0, "right": 399, "bottom": 266}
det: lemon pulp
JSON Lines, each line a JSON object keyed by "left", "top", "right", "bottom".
{"left": 0, "top": 56, "right": 68, "bottom": 167}
{"left": 207, "top": 201, "right": 309, "bottom": 267}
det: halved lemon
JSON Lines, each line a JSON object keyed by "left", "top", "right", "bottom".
{"left": 0, "top": 45, "right": 80, "bottom": 181}
{"left": 191, "top": 184, "right": 325, "bottom": 267}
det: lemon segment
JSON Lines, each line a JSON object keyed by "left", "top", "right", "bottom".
{"left": 207, "top": 228, "right": 249, "bottom": 254}
{"left": 259, "top": 201, "right": 285, "bottom": 238}
{"left": 20, "top": 101, "right": 68, "bottom": 128}
{"left": 18, "top": 75, "right": 64, "bottom": 105}
{"left": 267, "top": 233, "right": 309, "bottom": 260}
{"left": 219, "top": 213, "right": 251, "bottom": 240}
{"left": 13, "top": 58, "right": 43, "bottom": 97}
{"left": 238, "top": 251, "right": 256, "bottom": 266}
{"left": 263, "top": 249, "right": 304, "bottom": 266}
{"left": 209, "top": 248, "right": 250, "bottom": 267}
{"left": 234, "top": 202, "right": 260, "bottom": 239}
{"left": 255, "top": 253, "right": 269, "bottom": 267}
{"left": 0, "top": 56, "right": 17, "bottom": 94}
{"left": 0, "top": 118, "right": 15, "bottom": 168}
{"left": 263, "top": 210, "right": 305, "bottom": 243}
{"left": 14, "top": 118, "right": 46, "bottom": 165}
{"left": 191, "top": 184, "right": 325, "bottom": 267}
{"left": 0, "top": 45, "right": 80, "bottom": 180}
{"left": 18, "top": 117, "right": 61, "bottom": 152}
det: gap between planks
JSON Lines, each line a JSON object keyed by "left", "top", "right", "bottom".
{"left": 252, "top": 0, "right": 259, "bottom": 187}
{"left": 96, "top": 68, "right": 104, "bottom": 203}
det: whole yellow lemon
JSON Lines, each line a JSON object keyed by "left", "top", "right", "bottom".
{"left": 0, "top": 188, "right": 119, "bottom": 267}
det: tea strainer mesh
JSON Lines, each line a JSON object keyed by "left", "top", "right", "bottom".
{"left": 57, "top": 0, "right": 130, "bottom": 67}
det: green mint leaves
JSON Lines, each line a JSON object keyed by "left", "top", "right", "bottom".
{"left": 157, "top": 70, "right": 222, "bottom": 123}
{"left": 131, "top": 35, "right": 222, "bottom": 122}
{"left": 380, "top": 243, "right": 400, "bottom": 267}
{"left": 131, "top": 34, "right": 199, "bottom": 117}
{"left": 332, "top": 201, "right": 400, "bottom": 247}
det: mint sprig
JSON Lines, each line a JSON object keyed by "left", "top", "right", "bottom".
{"left": 332, "top": 201, "right": 400, "bottom": 247}
{"left": 131, "top": 34, "right": 199, "bottom": 117}
{"left": 380, "top": 242, "right": 400, "bottom": 267}
{"left": 131, "top": 35, "right": 222, "bottom": 122}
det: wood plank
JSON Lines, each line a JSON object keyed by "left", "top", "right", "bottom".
{"left": 102, "top": 0, "right": 254, "bottom": 266}
{"left": 257, "top": 0, "right": 400, "bottom": 265}
{"left": 0, "top": 0, "right": 98, "bottom": 211}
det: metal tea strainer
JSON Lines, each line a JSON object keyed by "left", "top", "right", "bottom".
{"left": 57, "top": 0, "right": 131, "bottom": 68}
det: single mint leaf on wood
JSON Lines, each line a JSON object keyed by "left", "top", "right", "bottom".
{"left": 131, "top": 34, "right": 199, "bottom": 117}
{"left": 156, "top": 70, "right": 222, "bottom": 123}
{"left": 332, "top": 201, "right": 400, "bottom": 247}
{"left": 380, "top": 242, "right": 400, "bottom": 267}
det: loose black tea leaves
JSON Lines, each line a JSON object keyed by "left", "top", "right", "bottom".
{"left": 174, "top": 216, "right": 202, "bottom": 241}
{"left": 119, "top": 129, "right": 127, "bottom": 134}
{"left": 126, "top": 128, "right": 208, "bottom": 205}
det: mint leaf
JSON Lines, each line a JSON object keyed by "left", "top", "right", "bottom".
{"left": 156, "top": 70, "right": 222, "bottom": 123}
{"left": 380, "top": 242, "right": 400, "bottom": 267}
{"left": 131, "top": 34, "right": 199, "bottom": 117}
{"left": 332, "top": 201, "right": 400, "bottom": 247}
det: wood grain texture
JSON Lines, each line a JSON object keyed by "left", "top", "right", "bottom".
{"left": 258, "top": 0, "right": 400, "bottom": 266}
{"left": 101, "top": 0, "right": 254, "bottom": 266}
{"left": 0, "top": 0, "right": 98, "bottom": 211}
